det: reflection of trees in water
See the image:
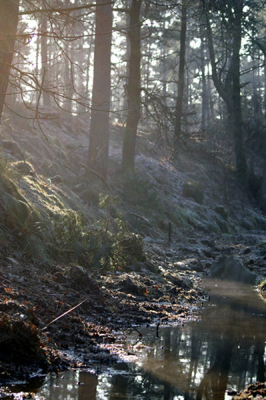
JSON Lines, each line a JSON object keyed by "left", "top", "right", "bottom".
{"left": 78, "top": 372, "right": 98, "bottom": 399}
{"left": 37, "top": 327, "right": 266, "bottom": 400}
{"left": 89, "top": 310, "right": 266, "bottom": 400}
{"left": 38, "top": 281, "right": 266, "bottom": 400}
{"left": 130, "top": 281, "right": 266, "bottom": 400}
{"left": 196, "top": 339, "right": 233, "bottom": 400}
{"left": 190, "top": 325, "right": 265, "bottom": 399}
{"left": 39, "top": 370, "right": 80, "bottom": 400}
{"left": 189, "top": 281, "right": 266, "bottom": 399}
{"left": 255, "top": 342, "right": 265, "bottom": 382}
{"left": 108, "top": 363, "right": 175, "bottom": 399}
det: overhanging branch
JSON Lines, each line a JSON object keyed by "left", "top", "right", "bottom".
{"left": 19, "top": 1, "right": 115, "bottom": 16}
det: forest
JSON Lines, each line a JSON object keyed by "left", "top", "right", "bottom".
{"left": 2, "top": 0, "right": 266, "bottom": 189}
{"left": 1, "top": 0, "right": 266, "bottom": 399}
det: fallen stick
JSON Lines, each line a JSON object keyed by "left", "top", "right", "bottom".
{"left": 41, "top": 298, "right": 87, "bottom": 331}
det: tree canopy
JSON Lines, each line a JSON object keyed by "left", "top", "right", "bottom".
{"left": 1, "top": 0, "right": 266, "bottom": 202}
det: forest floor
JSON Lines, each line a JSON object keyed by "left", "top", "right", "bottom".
{"left": 228, "top": 382, "right": 266, "bottom": 399}
{"left": 0, "top": 108, "right": 266, "bottom": 395}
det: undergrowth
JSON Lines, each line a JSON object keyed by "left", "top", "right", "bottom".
{"left": 51, "top": 194, "right": 145, "bottom": 270}
{"left": 0, "top": 154, "right": 145, "bottom": 270}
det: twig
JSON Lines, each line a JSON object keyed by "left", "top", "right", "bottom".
{"left": 41, "top": 298, "right": 87, "bottom": 331}
{"left": 58, "top": 248, "right": 75, "bottom": 253}
{"left": 128, "top": 212, "right": 150, "bottom": 224}
{"left": 78, "top": 162, "right": 113, "bottom": 193}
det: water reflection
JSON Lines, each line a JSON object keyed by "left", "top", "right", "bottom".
{"left": 36, "top": 278, "right": 266, "bottom": 399}
{"left": 137, "top": 279, "right": 266, "bottom": 399}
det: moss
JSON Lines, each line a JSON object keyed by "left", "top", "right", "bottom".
{"left": 5, "top": 194, "right": 39, "bottom": 226}
{"left": 258, "top": 279, "right": 266, "bottom": 302}
{"left": 11, "top": 161, "right": 36, "bottom": 176}
{"left": 47, "top": 194, "right": 65, "bottom": 208}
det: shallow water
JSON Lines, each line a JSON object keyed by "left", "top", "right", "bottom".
{"left": 12, "top": 278, "right": 266, "bottom": 399}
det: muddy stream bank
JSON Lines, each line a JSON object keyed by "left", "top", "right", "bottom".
{"left": 30, "top": 280, "right": 266, "bottom": 399}
{"left": 2, "top": 248, "right": 266, "bottom": 400}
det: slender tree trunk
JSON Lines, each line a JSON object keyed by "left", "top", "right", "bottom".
{"left": 207, "top": 60, "right": 214, "bottom": 119}
{"left": 230, "top": 6, "right": 247, "bottom": 184}
{"left": 200, "top": 34, "right": 208, "bottom": 132}
{"left": 260, "top": 160, "right": 266, "bottom": 212}
{"left": 65, "top": 44, "right": 73, "bottom": 114}
{"left": 0, "top": 0, "right": 19, "bottom": 119}
{"left": 161, "top": 25, "right": 168, "bottom": 130}
{"left": 121, "top": 0, "right": 130, "bottom": 123}
{"left": 173, "top": 0, "right": 187, "bottom": 153}
{"left": 41, "top": 0, "right": 51, "bottom": 107}
{"left": 143, "top": 22, "right": 152, "bottom": 125}
{"left": 35, "top": 21, "right": 40, "bottom": 105}
{"left": 264, "top": 51, "right": 266, "bottom": 112}
{"left": 88, "top": 0, "right": 112, "bottom": 178}
{"left": 121, "top": 0, "right": 142, "bottom": 172}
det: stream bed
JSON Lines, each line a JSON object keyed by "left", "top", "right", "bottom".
{"left": 5, "top": 277, "right": 266, "bottom": 399}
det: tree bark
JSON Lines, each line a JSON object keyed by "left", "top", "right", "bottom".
{"left": 200, "top": 33, "right": 208, "bottom": 132}
{"left": 121, "top": 0, "right": 142, "bottom": 172}
{"left": 204, "top": 3, "right": 247, "bottom": 184}
{"left": 260, "top": 160, "right": 266, "bottom": 212}
{"left": 41, "top": 0, "right": 51, "bottom": 107}
{"left": 230, "top": 6, "right": 247, "bottom": 184}
{"left": 173, "top": 0, "right": 187, "bottom": 153}
{"left": 0, "top": 0, "right": 19, "bottom": 119}
{"left": 88, "top": 0, "right": 112, "bottom": 178}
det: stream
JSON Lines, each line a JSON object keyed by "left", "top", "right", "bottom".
{"left": 8, "top": 277, "right": 266, "bottom": 399}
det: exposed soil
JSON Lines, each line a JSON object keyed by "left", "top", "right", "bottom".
{"left": 1, "top": 230, "right": 266, "bottom": 389}
{"left": 0, "top": 239, "right": 206, "bottom": 386}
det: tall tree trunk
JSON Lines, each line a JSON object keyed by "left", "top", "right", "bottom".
{"left": 143, "top": 21, "right": 152, "bottom": 125}
{"left": 41, "top": 0, "right": 51, "bottom": 107}
{"left": 173, "top": 0, "right": 187, "bottom": 153}
{"left": 200, "top": 34, "right": 208, "bottom": 132}
{"left": 207, "top": 60, "right": 214, "bottom": 120}
{"left": 35, "top": 21, "right": 41, "bottom": 105}
{"left": 65, "top": 44, "right": 74, "bottom": 114}
{"left": 204, "top": 4, "right": 247, "bottom": 184}
{"left": 259, "top": 160, "right": 266, "bottom": 212}
{"left": 88, "top": 0, "right": 112, "bottom": 178}
{"left": 264, "top": 52, "right": 266, "bottom": 113}
{"left": 121, "top": 0, "right": 142, "bottom": 172}
{"left": 0, "top": 0, "right": 19, "bottom": 119}
{"left": 230, "top": 5, "right": 247, "bottom": 184}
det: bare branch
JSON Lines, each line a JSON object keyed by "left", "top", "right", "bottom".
{"left": 19, "top": 2, "right": 115, "bottom": 16}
